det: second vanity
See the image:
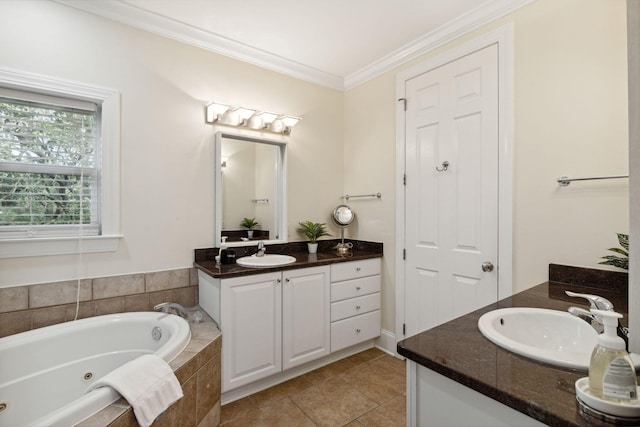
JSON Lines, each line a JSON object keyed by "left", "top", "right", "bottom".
{"left": 194, "top": 240, "right": 383, "bottom": 403}
{"left": 398, "top": 264, "right": 632, "bottom": 427}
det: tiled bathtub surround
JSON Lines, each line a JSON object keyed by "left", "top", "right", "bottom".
{"left": 0, "top": 267, "right": 198, "bottom": 337}
{"left": 79, "top": 307, "right": 222, "bottom": 427}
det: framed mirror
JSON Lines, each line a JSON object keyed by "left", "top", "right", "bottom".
{"left": 214, "top": 130, "right": 287, "bottom": 247}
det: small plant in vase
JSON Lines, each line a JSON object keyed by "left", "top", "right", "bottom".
{"left": 297, "top": 221, "right": 331, "bottom": 254}
{"left": 599, "top": 233, "right": 629, "bottom": 270}
{"left": 240, "top": 217, "right": 259, "bottom": 238}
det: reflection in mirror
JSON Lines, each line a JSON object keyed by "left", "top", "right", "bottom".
{"left": 214, "top": 130, "right": 287, "bottom": 246}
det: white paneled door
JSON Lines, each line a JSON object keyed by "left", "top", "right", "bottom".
{"left": 403, "top": 44, "right": 499, "bottom": 338}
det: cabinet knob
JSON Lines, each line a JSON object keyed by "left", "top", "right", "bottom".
{"left": 356, "top": 328, "right": 361, "bottom": 333}
{"left": 356, "top": 267, "right": 361, "bottom": 272}
{"left": 356, "top": 305, "right": 361, "bottom": 310}
{"left": 285, "top": 278, "right": 290, "bottom": 282}
{"left": 277, "top": 279, "right": 281, "bottom": 283}
{"left": 356, "top": 286, "right": 361, "bottom": 291}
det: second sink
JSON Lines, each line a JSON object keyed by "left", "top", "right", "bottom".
{"left": 236, "top": 254, "right": 296, "bottom": 268}
{"left": 478, "top": 307, "right": 598, "bottom": 370}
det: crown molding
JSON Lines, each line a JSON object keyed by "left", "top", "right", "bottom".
{"left": 344, "top": 0, "right": 535, "bottom": 90}
{"left": 53, "top": 0, "right": 534, "bottom": 92}
{"left": 53, "top": 0, "right": 345, "bottom": 91}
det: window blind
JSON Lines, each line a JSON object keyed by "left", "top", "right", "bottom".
{"left": 0, "top": 93, "right": 101, "bottom": 238}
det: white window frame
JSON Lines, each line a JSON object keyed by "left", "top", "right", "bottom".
{"left": 0, "top": 68, "right": 121, "bottom": 258}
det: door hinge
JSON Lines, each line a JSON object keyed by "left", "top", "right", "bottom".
{"left": 403, "top": 323, "right": 406, "bottom": 335}
{"left": 403, "top": 248, "right": 406, "bottom": 260}
{"left": 398, "top": 97, "right": 407, "bottom": 111}
{"left": 403, "top": 174, "right": 407, "bottom": 186}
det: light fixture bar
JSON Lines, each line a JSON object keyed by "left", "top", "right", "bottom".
{"left": 205, "top": 102, "right": 300, "bottom": 134}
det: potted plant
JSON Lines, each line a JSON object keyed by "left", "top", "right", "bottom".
{"left": 599, "top": 233, "right": 629, "bottom": 270}
{"left": 240, "top": 217, "right": 259, "bottom": 238}
{"left": 296, "top": 221, "right": 330, "bottom": 253}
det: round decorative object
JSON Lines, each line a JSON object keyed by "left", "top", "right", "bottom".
{"left": 332, "top": 205, "right": 354, "bottom": 227}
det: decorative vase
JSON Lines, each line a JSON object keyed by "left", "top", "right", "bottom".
{"left": 307, "top": 243, "right": 318, "bottom": 254}
{"left": 247, "top": 230, "right": 254, "bottom": 238}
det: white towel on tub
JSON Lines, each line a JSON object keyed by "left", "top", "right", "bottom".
{"left": 87, "top": 354, "right": 183, "bottom": 427}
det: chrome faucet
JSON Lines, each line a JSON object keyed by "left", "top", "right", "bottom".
{"left": 565, "top": 291, "right": 614, "bottom": 333}
{"left": 565, "top": 290, "right": 614, "bottom": 311}
{"left": 565, "top": 290, "right": 628, "bottom": 348}
{"left": 256, "top": 241, "right": 266, "bottom": 257}
{"left": 154, "top": 302, "right": 189, "bottom": 319}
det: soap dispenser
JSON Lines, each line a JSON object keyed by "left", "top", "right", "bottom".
{"left": 219, "top": 237, "right": 228, "bottom": 263}
{"left": 588, "top": 309, "right": 638, "bottom": 403}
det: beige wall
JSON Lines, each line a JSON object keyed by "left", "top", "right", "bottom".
{"left": 344, "top": 0, "right": 628, "bottom": 332}
{"left": 0, "top": 0, "right": 629, "bottom": 343}
{"left": 0, "top": 0, "right": 343, "bottom": 287}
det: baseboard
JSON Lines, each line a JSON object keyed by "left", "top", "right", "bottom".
{"left": 221, "top": 340, "right": 375, "bottom": 405}
{"left": 374, "top": 328, "right": 397, "bottom": 356}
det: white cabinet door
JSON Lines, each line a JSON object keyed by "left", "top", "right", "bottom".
{"left": 221, "top": 272, "right": 282, "bottom": 392}
{"left": 282, "top": 266, "right": 331, "bottom": 370}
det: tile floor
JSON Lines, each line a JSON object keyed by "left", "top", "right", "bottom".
{"left": 220, "top": 348, "right": 406, "bottom": 427}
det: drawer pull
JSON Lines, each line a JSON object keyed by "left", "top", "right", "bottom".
{"left": 356, "top": 305, "right": 361, "bottom": 310}
{"left": 356, "top": 328, "right": 361, "bottom": 333}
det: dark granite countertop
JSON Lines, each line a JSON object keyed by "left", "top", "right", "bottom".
{"left": 397, "top": 264, "right": 631, "bottom": 427}
{"left": 194, "top": 239, "right": 383, "bottom": 279}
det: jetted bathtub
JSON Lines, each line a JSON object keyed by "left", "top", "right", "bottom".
{"left": 0, "top": 311, "right": 191, "bottom": 427}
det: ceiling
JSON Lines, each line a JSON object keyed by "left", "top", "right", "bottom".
{"left": 55, "top": 0, "right": 533, "bottom": 90}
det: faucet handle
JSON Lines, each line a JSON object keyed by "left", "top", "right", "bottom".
{"left": 565, "top": 291, "right": 614, "bottom": 311}
{"left": 154, "top": 302, "right": 189, "bottom": 319}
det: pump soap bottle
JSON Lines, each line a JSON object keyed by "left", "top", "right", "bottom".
{"left": 588, "top": 309, "right": 638, "bottom": 403}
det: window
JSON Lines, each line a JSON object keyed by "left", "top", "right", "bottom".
{"left": 0, "top": 91, "right": 100, "bottom": 237}
{"left": 0, "top": 68, "right": 120, "bottom": 258}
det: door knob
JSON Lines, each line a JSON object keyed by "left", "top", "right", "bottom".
{"left": 482, "top": 262, "right": 494, "bottom": 272}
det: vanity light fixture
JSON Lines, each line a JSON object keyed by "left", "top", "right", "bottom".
{"left": 205, "top": 102, "right": 301, "bottom": 134}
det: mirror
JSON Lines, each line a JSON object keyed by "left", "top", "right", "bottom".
{"left": 332, "top": 205, "right": 354, "bottom": 227}
{"left": 332, "top": 204, "right": 355, "bottom": 254}
{"left": 214, "top": 130, "right": 287, "bottom": 247}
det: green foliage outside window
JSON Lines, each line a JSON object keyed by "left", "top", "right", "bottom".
{"left": 0, "top": 99, "right": 97, "bottom": 228}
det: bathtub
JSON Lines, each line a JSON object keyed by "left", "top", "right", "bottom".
{"left": 0, "top": 311, "right": 191, "bottom": 427}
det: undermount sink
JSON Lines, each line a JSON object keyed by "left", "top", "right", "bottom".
{"left": 236, "top": 254, "right": 296, "bottom": 268}
{"left": 478, "top": 307, "right": 598, "bottom": 370}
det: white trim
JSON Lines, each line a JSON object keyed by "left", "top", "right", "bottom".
{"left": 395, "top": 24, "right": 514, "bottom": 343}
{"left": 0, "top": 67, "right": 121, "bottom": 258}
{"left": 54, "top": 0, "right": 344, "bottom": 91}
{"left": 0, "top": 235, "right": 122, "bottom": 259}
{"left": 221, "top": 340, "right": 374, "bottom": 405}
{"left": 346, "top": 0, "right": 532, "bottom": 90}
{"left": 52, "top": 0, "right": 533, "bottom": 91}
{"left": 628, "top": 0, "right": 640, "bottom": 354}
{"left": 374, "top": 328, "right": 397, "bottom": 356}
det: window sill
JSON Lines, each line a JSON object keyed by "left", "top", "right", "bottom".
{"left": 0, "top": 235, "right": 122, "bottom": 258}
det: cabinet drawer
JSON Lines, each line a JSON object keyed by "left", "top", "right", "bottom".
{"left": 331, "top": 275, "right": 380, "bottom": 302}
{"left": 331, "top": 258, "right": 381, "bottom": 282}
{"left": 331, "top": 293, "right": 380, "bottom": 322}
{"left": 331, "top": 310, "right": 381, "bottom": 352}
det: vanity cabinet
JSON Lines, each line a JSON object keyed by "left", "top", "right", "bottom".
{"left": 282, "top": 266, "right": 331, "bottom": 370}
{"left": 218, "top": 271, "right": 282, "bottom": 392}
{"left": 330, "top": 259, "right": 381, "bottom": 352}
{"left": 199, "top": 265, "right": 330, "bottom": 392}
